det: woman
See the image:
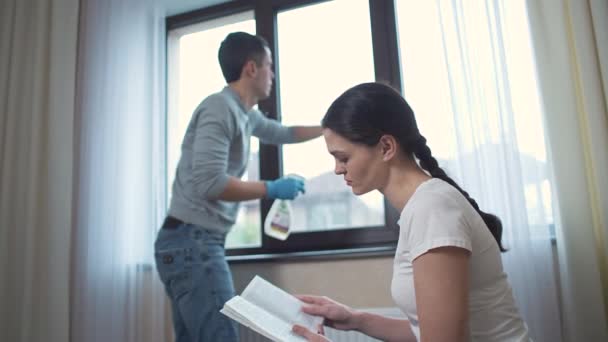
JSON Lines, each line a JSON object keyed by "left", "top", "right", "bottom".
{"left": 292, "top": 83, "right": 530, "bottom": 342}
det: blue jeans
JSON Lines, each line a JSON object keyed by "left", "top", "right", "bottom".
{"left": 154, "top": 222, "right": 238, "bottom": 342}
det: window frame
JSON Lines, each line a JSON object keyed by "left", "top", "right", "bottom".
{"left": 166, "top": 0, "right": 403, "bottom": 260}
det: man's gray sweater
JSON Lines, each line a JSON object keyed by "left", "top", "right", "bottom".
{"left": 168, "top": 87, "right": 296, "bottom": 233}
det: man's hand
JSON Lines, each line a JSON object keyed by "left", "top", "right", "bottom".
{"left": 265, "top": 177, "right": 305, "bottom": 199}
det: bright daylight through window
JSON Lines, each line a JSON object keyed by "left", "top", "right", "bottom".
{"left": 166, "top": 12, "right": 261, "bottom": 249}
{"left": 277, "top": 0, "right": 385, "bottom": 234}
{"left": 165, "top": 0, "right": 555, "bottom": 257}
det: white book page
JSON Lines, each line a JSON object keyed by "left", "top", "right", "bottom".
{"left": 241, "top": 276, "right": 323, "bottom": 331}
{"left": 221, "top": 296, "right": 307, "bottom": 342}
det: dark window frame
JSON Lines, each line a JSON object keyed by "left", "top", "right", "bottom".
{"left": 166, "top": 0, "right": 403, "bottom": 261}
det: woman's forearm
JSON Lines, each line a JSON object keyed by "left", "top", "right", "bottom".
{"left": 352, "top": 311, "right": 417, "bottom": 342}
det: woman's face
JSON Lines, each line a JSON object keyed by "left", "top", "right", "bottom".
{"left": 323, "top": 128, "right": 388, "bottom": 195}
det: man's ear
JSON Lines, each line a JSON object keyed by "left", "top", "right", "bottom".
{"left": 241, "top": 60, "right": 256, "bottom": 79}
{"left": 379, "top": 135, "right": 397, "bottom": 161}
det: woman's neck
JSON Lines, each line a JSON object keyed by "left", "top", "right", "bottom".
{"left": 380, "top": 165, "right": 431, "bottom": 212}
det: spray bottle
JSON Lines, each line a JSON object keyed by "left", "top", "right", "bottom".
{"left": 264, "top": 174, "right": 304, "bottom": 240}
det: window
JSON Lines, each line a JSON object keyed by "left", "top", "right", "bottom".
{"left": 166, "top": 11, "right": 262, "bottom": 249}
{"left": 166, "top": 0, "right": 401, "bottom": 259}
{"left": 394, "top": 0, "right": 556, "bottom": 240}
{"left": 165, "top": 0, "right": 555, "bottom": 259}
{"left": 277, "top": 0, "right": 385, "bottom": 234}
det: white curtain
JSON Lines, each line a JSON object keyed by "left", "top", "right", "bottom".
{"left": 0, "top": 0, "right": 78, "bottom": 341}
{"left": 441, "top": 2, "right": 564, "bottom": 341}
{"left": 397, "top": 1, "right": 562, "bottom": 341}
{"left": 71, "top": 0, "right": 170, "bottom": 341}
{"left": 525, "top": 0, "right": 608, "bottom": 341}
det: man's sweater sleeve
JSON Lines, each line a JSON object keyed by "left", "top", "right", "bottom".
{"left": 250, "top": 110, "right": 296, "bottom": 145}
{"left": 191, "top": 99, "right": 234, "bottom": 199}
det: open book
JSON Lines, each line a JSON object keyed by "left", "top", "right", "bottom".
{"left": 220, "top": 275, "right": 324, "bottom": 342}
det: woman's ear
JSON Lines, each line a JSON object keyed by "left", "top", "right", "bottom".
{"left": 379, "top": 135, "right": 397, "bottom": 161}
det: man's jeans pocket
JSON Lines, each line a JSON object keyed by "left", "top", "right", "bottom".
{"left": 155, "top": 247, "right": 199, "bottom": 299}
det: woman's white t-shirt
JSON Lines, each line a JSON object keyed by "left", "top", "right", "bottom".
{"left": 391, "top": 178, "right": 530, "bottom": 341}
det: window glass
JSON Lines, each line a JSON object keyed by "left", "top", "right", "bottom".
{"left": 277, "top": 0, "right": 385, "bottom": 233}
{"left": 395, "top": 0, "right": 555, "bottom": 238}
{"left": 167, "top": 12, "right": 262, "bottom": 248}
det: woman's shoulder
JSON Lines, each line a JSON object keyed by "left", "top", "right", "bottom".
{"left": 397, "top": 178, "right": 477, "bottom": 259}
{"left": 405, "top": 178, "right": 468, "bottom": 215}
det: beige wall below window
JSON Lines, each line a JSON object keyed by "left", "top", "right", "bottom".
{"left": 232, "top": 257, "right": 395, "bottom": 308}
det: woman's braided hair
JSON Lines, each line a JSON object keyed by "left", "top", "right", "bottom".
{"left": 322, "top": 82, "right": 505, "bottom": 252}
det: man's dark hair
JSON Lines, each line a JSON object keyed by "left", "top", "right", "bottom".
{"left": 218, "top": 32, "right": 269, "bottom": 83}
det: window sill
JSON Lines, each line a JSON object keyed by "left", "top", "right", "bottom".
{"left": 226, "top": 245, "right": 397, "bottom": 264}
{"left": 136, "top": 245, "right": 396, "bottom": 272}
{"left": 138, "top": 238, "right": 556, "bottom": 270}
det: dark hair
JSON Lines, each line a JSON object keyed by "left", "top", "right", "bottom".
{"left": 218, "top": 32, "right": 269, "bottom": 83}
{"left": 322, "top": 82, "right": 506, "bottom": 252}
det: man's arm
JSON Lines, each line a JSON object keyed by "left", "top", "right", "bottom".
{"left": 250, "top": 110, "right": 322, "bottom": 144}
{"left": 291, "top": 125, "right": 323, "bottom": 143}
{"left": 215, "top": 177, "right": 267, "bottom": 201}
{"left": 191, "top": 102, "right": 271, "bottom": 202}
{"left": 214, "top": 176, "right": 304, "bottom": 202}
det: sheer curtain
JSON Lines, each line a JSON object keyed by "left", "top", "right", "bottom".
{"left": 71, "top": 0, "right": 170, "bottom": 341}
{"left": 396, "top": 1, "right": 561, "bottom": 341}
{"left": 0, "top": 0, "right": 78, "bottom": 341}
{"left": 526, "top": 0, "right": 608, "bottom": 340}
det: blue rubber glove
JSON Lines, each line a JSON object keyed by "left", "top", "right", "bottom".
{"left": 265, "top": 177, "right": 305, "bottom": 200}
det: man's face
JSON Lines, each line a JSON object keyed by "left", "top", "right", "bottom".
{"left": 252, "top": 47, "right": 274, "bottom": 99}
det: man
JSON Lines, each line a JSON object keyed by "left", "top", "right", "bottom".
{"left": 154, "top": 31, "right": 322, "bottom": 342}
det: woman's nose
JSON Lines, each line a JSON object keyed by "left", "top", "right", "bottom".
{"left": 334, "top": 163, "right": 345, "bottom": 175}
